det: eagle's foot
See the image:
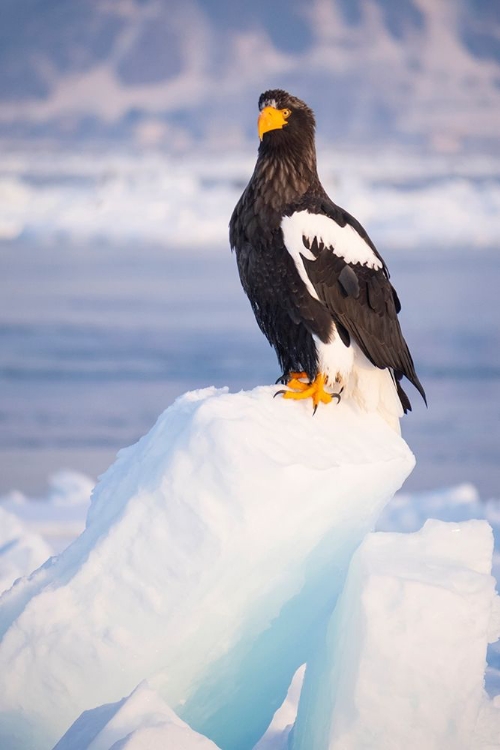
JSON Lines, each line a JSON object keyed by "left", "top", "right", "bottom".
{"left": 273, "top": 372, "right": 311, "bottom": 397}
{"left": 286, "top": 373, "right": 311, "bottom": 391}
{"left": 278, "top": 373, "right": 335, "bottom": 415}
{"left": 275, "top": 371, "right": 308, "bottom": 385}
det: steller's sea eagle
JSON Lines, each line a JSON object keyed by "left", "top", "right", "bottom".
{"left": 230, "top": 89, "right": 426, "bottom": 430}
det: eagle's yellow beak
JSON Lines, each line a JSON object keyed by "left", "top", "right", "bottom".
{"left": 258, "top": 106, "right": 289, "bottom": 140}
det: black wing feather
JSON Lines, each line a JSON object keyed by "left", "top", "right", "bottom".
{"left": 298, "top": 202, "right": 426, "bottom": 406}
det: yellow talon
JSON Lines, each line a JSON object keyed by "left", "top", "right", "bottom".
{"left": 281, "top": 373, "right": 334, "bottom": 414}
{"left": 286, "top": 377, "right": 310, "bottom": 391}
{"left": 283, "top": 371, "right": 310, "bottom": 391}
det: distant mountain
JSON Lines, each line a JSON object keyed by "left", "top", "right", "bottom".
{"left": 0, "top": 0, "right": 499, "bottom": 150}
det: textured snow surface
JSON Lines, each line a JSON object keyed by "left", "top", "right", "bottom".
{"left": 53, "top": 681, "right": 220, "bottom": 750}
{"left": 0, "top": 470, "right": 93, "bottom": 555}
{"left": 378, "top": 483, "right": 500, "bottom": 605}
{"left": 0, "top": 505, "right": 53, "bottom": 595}
{"left": 292, "top": 519, "right": 500, "bottom": 750}
{"left": 0, "top": 386, "right": 414, "bottom": 750}
{"left": 254, "top": 666, "right": 306, "bottom": 750}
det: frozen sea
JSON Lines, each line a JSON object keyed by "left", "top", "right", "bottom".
{"left": 0, "top": 146, "right": 499, "bottom": 498}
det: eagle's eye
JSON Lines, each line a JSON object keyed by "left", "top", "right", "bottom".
{"left": 282, "top": 108, "right": 291, "bottom": 118}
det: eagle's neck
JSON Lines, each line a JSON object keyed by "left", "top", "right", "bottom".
{"left": 252, "top": 138, "right": 320, "bottom": 221}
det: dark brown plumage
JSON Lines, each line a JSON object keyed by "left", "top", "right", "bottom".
{"left": 230, "top": 89, "right": 425, "bottom": 418}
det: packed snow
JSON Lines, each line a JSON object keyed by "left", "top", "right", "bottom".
{"left": 378, "top": 483, "right": 500, "bottom": 597}
{"left": 0, "top": 386, "right": 413, "bottom": 749}
{"left": 53, "top": 682, "right": 220, "bottom": 750}
{"left": 292, "top": 519, "right": 500, "bottom": 750}
{"left": 0, "top": 470, "right": 93, "bottom": 554}
{"left": 0, "top": 386, "right": 498, "bottom": 749}
{"left": 253, "top": 667, "right": 306, "bottom": 750}
{"left": 0, "top": 506, "right": 52, "bottom": 594}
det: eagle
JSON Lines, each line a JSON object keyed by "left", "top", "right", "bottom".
{"left": 230, "top": 89, "right": 426, "bottom": 430}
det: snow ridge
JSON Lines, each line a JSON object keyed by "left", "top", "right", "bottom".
{"left": 0, "top": 386, "right": 414, "bottom": 750}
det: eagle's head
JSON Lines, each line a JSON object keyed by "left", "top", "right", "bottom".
{"left": 257, "top": 89, "right": 316, "bottom": 146}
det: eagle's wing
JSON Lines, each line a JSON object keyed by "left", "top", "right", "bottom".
{"left": 281, "top": 200, "right": 426, "bottom": 404}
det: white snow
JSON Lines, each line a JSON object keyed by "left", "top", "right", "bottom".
{"left": 378, "top": 481, "right": 485, "bottom": 531}
{"left": 0, "top": 506, "right": 53, "bottom": 595}
{"left": 0, "top": 470, "right": 93, "bottom": 553}
{"left": 291, "top": 519, "right": 500, "bottom": 750}
{"left": 53, "top": 681, "right": 220, "bottom": 750}
{"left": 0, "top": 385, "right": 414, "bottom": 750}
{"left": 1, "top": 147, "right": 500, "bottom": 249}
{"left": 254, "top": 666, "right": 306, "bottom": 750}
{"left": 379, "top": 482, "right": 500, "bottom": 599}
{"left": 474, "top": 695, "right": 500, "bottom": 750}
{"left": 0, "top": 387, "right": 499, "bottom": 750}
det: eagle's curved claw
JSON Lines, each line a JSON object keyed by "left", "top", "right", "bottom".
{"left": 278, "top": 373, "right": 336, "bottom": 414}
{"left": 332, "top": 387, "right": 344, "bottom": 404}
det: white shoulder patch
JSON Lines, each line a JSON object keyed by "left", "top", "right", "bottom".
{"left": 281, "top": 210, "right": 383, "bottom": 271}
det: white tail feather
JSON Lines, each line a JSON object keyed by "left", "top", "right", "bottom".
{"left": 315, "top": 334, "right": 403, "bottom": 433}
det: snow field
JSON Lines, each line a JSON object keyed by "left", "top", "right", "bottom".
{"left": 49, "top": 507, "right": 500, "bottom": 750}
{"left": 292, "top": 519, "right": 500, "bottom": 750}
{"left": 0, "top": 470, "right": 93, "bottom": 554}
{"left": 0, "top": 505, "right": 53, "bottom": 594}
{"left": 0, "top": 386, "right": 414, "bottom": 750}
{"left": 1, "top": 388, "right": 499, "bottom": 749}
{"left": 53, "top": 682, "right": 220, "bottom": 750}
{"left": 2, "top": 148, "right": 500, "bottom": 250}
